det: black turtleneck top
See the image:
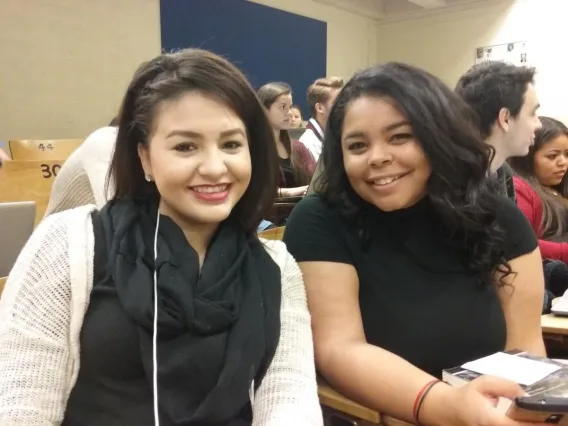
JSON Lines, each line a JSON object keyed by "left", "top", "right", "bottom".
{"left": 283, "top": 194, "right": 537, "bottom": 377}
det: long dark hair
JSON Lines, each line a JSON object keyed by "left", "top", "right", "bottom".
{"left": 509, "top": 117, "right": 568, "bottom": 238}
{"left": 257, "top": 82, "right": 310, "bottom": 186}
{"left": 107, "top": 48, "right": 279, "bottom": 236}
{"left": 320, "top": 62, "right": 512, "bottom": 287}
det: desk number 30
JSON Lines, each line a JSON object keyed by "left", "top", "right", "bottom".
{"left": 41, "top": 164, "right": 61, "bottom": 179}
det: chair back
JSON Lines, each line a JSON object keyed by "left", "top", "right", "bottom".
{"left": 9, "top": 139, "right": 82, "bottom": 161}
{"left": 0, "top": 160, "right": 63, "bottom": 224}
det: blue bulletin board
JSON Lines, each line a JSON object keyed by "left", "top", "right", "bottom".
{"left": 160, "top": 0, "right": 327, "bottom": 117}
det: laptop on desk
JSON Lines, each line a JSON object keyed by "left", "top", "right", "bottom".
{"left": 0, "top": 201, "right": 36, "bottom": 277}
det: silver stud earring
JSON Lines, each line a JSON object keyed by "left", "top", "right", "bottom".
{"left": 145, "top": 174, "right": 152, "bottom": 182}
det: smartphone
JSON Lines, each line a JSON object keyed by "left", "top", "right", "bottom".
{"left": 507, "top": 396, "right": 568, "bottom": 424}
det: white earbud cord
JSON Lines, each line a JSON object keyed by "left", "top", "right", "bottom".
{"left": 153, "top": 210, "right": 161, "bottom": 426}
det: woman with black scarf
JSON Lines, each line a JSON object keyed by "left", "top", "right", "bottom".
{"left": 0, "top": 48, "right": 322, "bottom": 426}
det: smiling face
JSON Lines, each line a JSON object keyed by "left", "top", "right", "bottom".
{"left": 341, "top": 96, "right": 431, "bottom": 212}
{"left": 534, "top": 133, "right": 568, "bottom": 188}
{"left": 267, "top": 93, "right": 292, "bottom": 130}
{"left": 138, "top": 91, "right": 252, "bottom": 227}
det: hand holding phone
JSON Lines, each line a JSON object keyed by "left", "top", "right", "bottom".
{"left": 507, "top": 396, "right": 568, "bottom": 424}
{"left": 439, "top": 376, "right": 553, "bottom": 426}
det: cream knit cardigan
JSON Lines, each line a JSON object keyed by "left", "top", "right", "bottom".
{"left": 0, "top": 206, "right": 323, "bottom": 426}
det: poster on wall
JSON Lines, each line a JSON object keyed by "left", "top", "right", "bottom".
{"left": 475, "top": 41, "right": 529, "bottom": 67}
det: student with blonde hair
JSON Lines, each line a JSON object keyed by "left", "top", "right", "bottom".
{"left": 299, "top": 77, "right": 344, "bottom": 162}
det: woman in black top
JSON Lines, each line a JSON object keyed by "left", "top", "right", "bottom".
{"left": 284, "top": 63, "right": 546, "bottom": 426}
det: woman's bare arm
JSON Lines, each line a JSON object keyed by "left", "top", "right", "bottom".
{"left": 299, "top": 260, "right": 454, "bottom": 425}
{"left": 497, "top": 248, "right": 546, "bottom": 356}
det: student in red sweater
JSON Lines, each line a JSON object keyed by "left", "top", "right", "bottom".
{"left": 509, "top": 117, "right": 568, "bottom": 262}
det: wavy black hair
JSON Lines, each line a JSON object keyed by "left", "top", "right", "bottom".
{"left": 509, "top": 116, "right": 568, "bottom": 239}
{"left": 318, "top": 62, "right": 512, "bottom": 287}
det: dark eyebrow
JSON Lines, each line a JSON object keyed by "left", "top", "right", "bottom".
{"left": 343, "top": 120, "right": 410, "bottom": 141}
{"left": 166, "top": 128, "right": 245, "bottom": 139}
{"left": 343, "top": 131, "right": 365, "bottom": 141}
{"left": 166, "top": 130, "right": 201, "bottom": 139}
{"left": 220, "top": 129, "right": 246, "bottom": 138}
{"left": 385, "top": 120, "right": 411, "bottom": 132}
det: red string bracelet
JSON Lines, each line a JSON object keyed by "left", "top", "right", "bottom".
{"left": 413, "top": 379, "right": 442, "bottom": 425}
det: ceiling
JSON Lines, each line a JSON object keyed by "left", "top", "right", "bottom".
{"left": 313, "top": 0, "right": 498, "bottom": 20}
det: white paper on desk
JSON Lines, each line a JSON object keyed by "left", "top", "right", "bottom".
{"left": 462, "top": 352, "right": 561, "bottom": 386}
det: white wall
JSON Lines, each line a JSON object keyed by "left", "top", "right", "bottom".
{"left": 376, "top": 0, "right": 568, "bottom": 123}
{"left": 0, "top": 0, "right": 161, "bottom": 141}
{"left": 0, "top": 0, "right": 378, "bottom": 141}
{"left": 249, "top": 0, "right": 379, "bottom": 80}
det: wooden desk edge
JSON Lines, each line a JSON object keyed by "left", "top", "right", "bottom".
{"left": 542, "top": 313, "right": 568, "bottom": 336}
{"left": 383, "top": 416, "right": 415, "bottom": 426}
{"left": 318, "top": 381, "right": 414, "bottom": 425}
{"left": 318, "top": 381, "right": 381, "bottom": 423}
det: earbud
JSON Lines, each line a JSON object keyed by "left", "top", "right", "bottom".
{"left": 152, "top": 208, "right": 160, "bottom": 425}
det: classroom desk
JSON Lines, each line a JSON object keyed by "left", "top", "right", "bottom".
{"left": 318, "top": 379, "right": 381, "bottom": 424}
{"left": 541, "top": 301, "right": 568, "bottom": 357}
{"left": 318, "top": 379, "right": 413, "bottom": 425}
{"left": 542, "top": 312, "right": 568, "bottom": 355}
{"left": 542, "top": 313, "right": 568, "bottom": 336}
{"left": 542, "top": 298, "right": 568, "bottom": 336}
